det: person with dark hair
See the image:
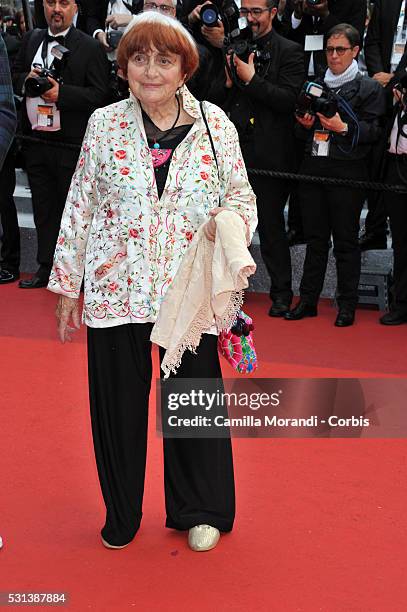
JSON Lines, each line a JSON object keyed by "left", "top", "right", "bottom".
{"left": 48, "top": 12, "right": 256, "bottom": 552}
{"left": 285, "top": 23, "right": 386, "bottom": 327}
{"left": 0, "top": 32, "right": 18, "bottom": 284}
{"left": 279, "top": 0, "right": 367, "bottom": 247}
{"left": 12, "top": 0, "right": 110, "bottom": 289}
{"left": 207, "top": 0, "right": 305, "bottom": 318}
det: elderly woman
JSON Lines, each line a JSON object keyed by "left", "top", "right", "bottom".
{"left": 286, "top": 23, "right": 386, "bottom": 327}
{"left": 48, "top": 12, "right": 257, "bottom": 551}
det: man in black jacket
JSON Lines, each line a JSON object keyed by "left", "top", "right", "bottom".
{"left": 13, "top": 0, "right": 109, "bottom": 288}
{"left": 208, "top": 0, "right": 304, "bottom": 316}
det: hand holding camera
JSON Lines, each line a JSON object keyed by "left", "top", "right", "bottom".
{"left": 317, "top": 112, "right": 347, "bottom": 133}
{"left": 226, "top": 51, "right": 256, "bottom": 86}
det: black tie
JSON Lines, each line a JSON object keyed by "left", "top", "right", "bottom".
{"left": 45, "top": 33, "right": 65, "bottom": 44}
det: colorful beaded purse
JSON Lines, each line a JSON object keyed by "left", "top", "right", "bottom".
{"left": 218, "top": 311, "right": 258, "bottom": 374}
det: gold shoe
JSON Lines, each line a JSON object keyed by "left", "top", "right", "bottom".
{"left": 188, "top": 525, "right": 220, "bottom": 552}
{"left": 101, "top": 536, "right": 130, "bottom": 549}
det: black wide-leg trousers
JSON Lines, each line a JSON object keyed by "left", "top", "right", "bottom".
{"left": 87, "top": 323, "right": 235, "bottom": 546}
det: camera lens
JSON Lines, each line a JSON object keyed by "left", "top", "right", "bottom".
{"left": 25, "top": 76, "right": 52, "bottom": 98}
{"left": 200, "top": 4, "right": 219, "bottom": 27}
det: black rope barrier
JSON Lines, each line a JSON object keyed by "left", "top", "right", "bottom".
{"left": 247, "top": 167, "right": 407, "bottom": 194}
{"left": 14, "top": 133, "right": 407, "bottom": 193}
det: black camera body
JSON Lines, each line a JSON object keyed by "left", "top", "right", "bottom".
{"left": 25, "top": 44, "right": 70, "bottom": 98}
{"left": 296, "top": 81, "right": 338, "bottom": 118}
{"left": 106, "top": 30, "right": 123, "bottom": 49}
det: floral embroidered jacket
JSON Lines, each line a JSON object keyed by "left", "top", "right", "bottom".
{"left": 48, "top": 87, "right": 257, "bottom": 328}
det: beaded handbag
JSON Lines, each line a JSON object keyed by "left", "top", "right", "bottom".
{"left": 218, "top": 311, "right": 258, "bottom": 374}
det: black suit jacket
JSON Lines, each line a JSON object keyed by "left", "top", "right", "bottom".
{"left": 365, "top": 0, "right": 404, "bottom": 75}
{"left": 282, "top": 0, "right": 366, "bottom": 77}
{"left": 207, "top": 29, "right": 305, "bottom": 172}
{"left": 12, "top": 26, "right": 110, "bottom": 143}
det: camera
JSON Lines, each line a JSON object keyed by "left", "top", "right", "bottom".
{"left": 25, "top": 45, "right": 70, "bottom": 98}
{"left": 106, "top": 30, "right": 123, "bottom": 49}
{"left": 306, "top": 0, "right": 323, "bottom": 5}
{"left": 200, "top": 3, "right": 220, "bottom": 27}
{"left": 296, "top": 81, "right": 338, "bottom": 118}
{"left": 395, "top": 73, "right": 407, "bottom": 105}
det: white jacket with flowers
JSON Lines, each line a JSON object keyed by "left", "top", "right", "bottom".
{"left": 48, "top": 86, "right": 257, "bottom": 328}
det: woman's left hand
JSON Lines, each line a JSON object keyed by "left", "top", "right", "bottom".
{"left": 317, "top": 112, "right": 347, "bottom": 133}
{"left": 204, "top": 207, "right": 223, "bottom": 242}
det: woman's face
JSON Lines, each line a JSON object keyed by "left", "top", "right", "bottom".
{"left": 326, "top": 34, "right": 359, "bottom": 75}
{"left": 127, "top": 45, "right": 185, "bottom": 107}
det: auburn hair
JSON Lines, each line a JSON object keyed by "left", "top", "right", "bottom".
{"left": 117, "top": 16, "right": 200, "bottom": 82}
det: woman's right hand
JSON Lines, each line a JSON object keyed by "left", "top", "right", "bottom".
{"left": 56, "top": 295, "right": 81, "bottom": 343}
{"left": 295, "top": 112, "right": 315, "bottom": 129}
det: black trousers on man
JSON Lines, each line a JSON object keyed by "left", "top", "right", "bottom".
{"left": 0, "top": 149, "right": 20, "bottom": 274}
{"left": 383, "top": 154, "right": 407, "bottom": 311}
{"left": 24, "top": 141, "right": 79, "bottom": 280}
{"left": 249, "top": 174, "right": 293, "bottom": 305}
{"left": 298, "top": 158, "right": 367, "bottom": 310}
{"left": 87, "top": 324, "right": 235, "bottom": 547}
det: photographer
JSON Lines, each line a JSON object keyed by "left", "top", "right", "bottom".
{"left": 12, "top": 0, "right": 109, "bottom": 288}
{"left": 87, "top": 1, "right": 139, "bottom": 54}
{"left": 285, "top": 23, "right": 385, "bottom": 327}
{"left": 208, "top": 0, "right": 304, "bottom": 317}
{"left": 379, "top": 54, "right": 407, "bottom": 326}
{"left": 283, "top": 0, "right": 366, "bottom": 77}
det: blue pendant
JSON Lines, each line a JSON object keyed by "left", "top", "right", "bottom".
{"left": 153, "top": 142, "right": 160, "bottom": 149}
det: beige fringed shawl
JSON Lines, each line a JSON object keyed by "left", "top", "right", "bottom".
{"left": 150, "top": 210, "right": 256, "bottom": 378}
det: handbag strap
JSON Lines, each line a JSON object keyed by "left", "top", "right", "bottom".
{"left": 200, "top": 101, "right": 221, "bottom": 205}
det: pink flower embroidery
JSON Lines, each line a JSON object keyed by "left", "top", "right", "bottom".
{"left": 129, "top": 228, "right": 139, "bottom": 238}
{"left": 201, "top": 154, "right": 212, "bottom": 165}
{"left": 185, "top": 231, "right": 194, "bottom": 242}
{"left": 120, "top": 167, "right": 130, "bottom": 175}
{"left": 79, "top": 156, "right": 85, "bottom": 167}
{"left": 200, "top": 171, "right": 209, "bottom": 180}
{"left": 120, "top": 122, "right": 128, "bottom": 129}
{"left": 115, "top": 150, "right": 126, "bottom": 160}
{"left": 106, "top": 209, "right": 114, "bottom": 219}
{"left": 108, "top": 282, "right": 119, "bottom": 292}
{"left": 58, "top": 236, "right": 65, "bottom": 245}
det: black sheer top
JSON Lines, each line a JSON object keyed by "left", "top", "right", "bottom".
{"left": 142, "top": 112, "right": 194, "bottom": 199}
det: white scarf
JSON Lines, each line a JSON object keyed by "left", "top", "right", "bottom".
{"left": 150, "top": 211, "right": 256, "bottom": 378}
{"left": 324, "top": 59, "right": 359, "bottom": 89}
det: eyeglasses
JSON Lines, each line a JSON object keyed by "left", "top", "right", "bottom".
{"left": 44, "top": 0, "right": 73, "bottom": 7}
{"left": 239, "top": 7, "right": 272, "bottom": 17}
{"left": 143, "top": 2, "right": 176, "bottom": 14}
{"left": 325, "top": 46, "right": 353, "bottom": 56}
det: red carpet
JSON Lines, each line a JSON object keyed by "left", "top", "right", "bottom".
{"left": 1, "top": 285, "right": 406, "bottom": 611}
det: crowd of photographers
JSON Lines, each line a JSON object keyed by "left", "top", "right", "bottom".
{"left": 0, "top": 0, "right": 406, "bottom": 327}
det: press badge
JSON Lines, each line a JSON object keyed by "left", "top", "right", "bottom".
{"left": 312, "top": 130, "right": 330, "bottom": 157}
{"left": 304, "top": 35, "right": 324, "bottom": 52}
{"left": 37, "top": 104, "right": 55, "bottom": 128}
